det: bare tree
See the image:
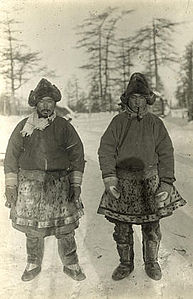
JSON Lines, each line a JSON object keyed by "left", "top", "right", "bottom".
{"left": 176, "top": 41, "right": 193, "bottom": 120}
{"left": 102, "top": 10, "right": 134, "bottom": 109}
{"left": 75, "top": 9, "right": 112, "bottom": 106}
{"left": 75, "top": 8, "right": 133, "bottom": 112}
{"left": 65, "top": 76, "right": 86, "bottom": 112}
{"left": 114, "top": 37, "right": 138, "bottom": 95}
{"left": 132, "top": 18, "right": 178, "bottom": 91}
{"left": 0, "top": 13, "right": 56, "bottom": 114}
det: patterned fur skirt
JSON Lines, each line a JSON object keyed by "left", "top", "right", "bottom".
{"left": 97, "top": 169, "right": 186, "bottom": 224}
{"left": 10, "top": 169, "right": 84, "bottom": 236}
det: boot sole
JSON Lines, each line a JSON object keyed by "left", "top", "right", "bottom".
{"left": 21, "top": 266, "right": 41, "bottom": 282}
{"left": 63, "top": 266, "right": 86, "bottom": 281}
{"left": 145, "top": 270, "right": 162, "bottom": 280}
{"left": 145, "top": 264, "right": 162, "bottom": 281}
{"left": 112, "top": 265, "right": 134, "bottom": 281}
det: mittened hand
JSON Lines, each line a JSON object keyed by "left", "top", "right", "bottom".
{"left": 5, "top": 186, "right": 18, "bottom": 208}
{"left": 103, "top": 177, "right": 120, "bottom": 200}
{"left": 108, "top": 185, "right": 120, "bottom": 199}
{"left": 156, "top": 182, "right": 173, "bottom": 194}
{"left": 155, "top": 182, "right": 173, "bottom": 209}
{"left": 69, "top": 184, "right": 81, "bottom": 202}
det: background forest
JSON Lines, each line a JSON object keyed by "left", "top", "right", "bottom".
{"left": 0, "top": 1, "right": 193, "bottom": 120}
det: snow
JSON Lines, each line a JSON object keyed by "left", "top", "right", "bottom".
{"left": 165, "top": 116, "right": 193, "bottom": 159}
{"left": 0, "top": 112, "right": 193, "bottom": 299}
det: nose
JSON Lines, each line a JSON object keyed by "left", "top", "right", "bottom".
{"left": 135, "top": 98, "right": 141, "bottom": 106}
{"left": 136, "top": 97, "right": 146, "bottom": 107}
{"left": 42, "top": 102, "right": 49, "bottom": 109}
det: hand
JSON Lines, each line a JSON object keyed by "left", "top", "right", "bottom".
{"left": 155, "top": 182, "right": 173, "bottom": 209}
{"left": 108, "top": 185, "right": 120, "bottom": 199}
{"left": 103, "top": 177, "right": 120, "bottom": 200}
{"left": 5, "top": 186, "right": 18, "bottom": 208}
{"left": 69, "top": 184, "right": 81, "bottom": 202}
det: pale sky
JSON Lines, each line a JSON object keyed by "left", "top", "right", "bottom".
{"left": 0, "top": 0, "right": 193, "bottom": 105}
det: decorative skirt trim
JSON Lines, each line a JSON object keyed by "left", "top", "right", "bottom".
{"left": 97, "top": 207, "right": 169, "bottom": 224}
{"left": 11, "top": 210, "right": 84, "bottom": 229}
{"left": 98, "top": 196, "right": 186, "bottom": 224}
{"left": 12, "top": 220, "right": 80, "bottom": 237}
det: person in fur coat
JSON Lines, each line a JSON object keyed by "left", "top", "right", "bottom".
{"left": 97, "top": 72, "right": 186, "bottom": 281}
{"left": 4, "top": 78, "right": 86, "bottom": 282}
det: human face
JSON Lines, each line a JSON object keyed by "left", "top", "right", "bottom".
{"left": 128, "top": 93, "right": 147, "bottom": 113}
{"left": 36, "top": 97, "right": 56, "bottom": 118}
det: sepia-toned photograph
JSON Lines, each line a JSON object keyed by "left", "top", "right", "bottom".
{"left": 0, "top": 0, "right": 193, "bottom": 298}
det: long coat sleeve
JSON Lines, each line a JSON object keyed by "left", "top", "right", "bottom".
{"left": 64, "top": 120, "right": 85, "bottom": 173}
{"left": 155, "top": 118, "right": 175, "bottom": 183}
{"left": 98, "top": 118, "right": 119, "bottom": 178}
{"left": 4, "top": 119, "right": 26, "bottom": 174}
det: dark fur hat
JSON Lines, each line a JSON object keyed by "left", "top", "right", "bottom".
{"left": 28, "top": 78, "right": 61, "bottom": 107}
{"left": 120, "top": 72, "right": 156, "bottom": 106}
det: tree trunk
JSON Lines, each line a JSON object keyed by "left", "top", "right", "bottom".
{"left": 75, "top": 79, "right": 79, "bottom": 103}
{"left": 187, "top": 44, "right": 193, "bottom": 121}
{"left": 127, "top": 49, "right": 131, "bottom": 85}
{"left": 7, "top": 19, "right": 17, "bottom": 114}
{"left": 121, "top": 42, "right": 126, "bottom": 90}
{"left": 98, "top": 26, "right": 103, "bottom": 108}
{"left": 103, "top": 36, "right": 110, "bottom": 111}
{"left": 152, "top": 19, "right": 159, "bottom": 91}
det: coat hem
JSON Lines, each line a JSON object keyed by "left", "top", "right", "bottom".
{"left": 12, "top": 220, "right": 80, "bottom": 236}
{"left": 97, "top": 197, "right": 186, "bottom": 224}
{"left": 10, "top": 210, "right": 84, "bottom": 229}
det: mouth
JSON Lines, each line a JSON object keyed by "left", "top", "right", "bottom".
{"left": 41, "top": 109, "right": 51, "bottom": 114}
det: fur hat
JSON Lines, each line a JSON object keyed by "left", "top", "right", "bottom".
{"left": 28, "top": 78, "right": 61, "bottom": 107}
{"left": 120, "top": 73, "right": 156, "bottom": 106}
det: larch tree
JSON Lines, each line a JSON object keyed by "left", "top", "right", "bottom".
{"left": 132, "top": 18, "right": 178, "bottom": 92}
{"left": 0, "top": 13, "right": 56, "bottom": 114}
{"left": 75, "top": 8, "right": 133, "bottom": 112}
{"left": 176, "top": 41, "right": 193, "bottom": 120}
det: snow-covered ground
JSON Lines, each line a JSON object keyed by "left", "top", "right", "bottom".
{"left": 0, "top": 113, "right": 193, "bottom": 299}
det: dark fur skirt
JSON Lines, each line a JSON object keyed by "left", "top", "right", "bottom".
{"left": 97, "top": 169, "right": 186, "bottom": 224}
{"left": 10, "top": 169, "right": 84, "bottom": 236}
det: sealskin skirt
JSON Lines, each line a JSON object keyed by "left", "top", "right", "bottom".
{"left": 10, "top": 169, "right": 84, "bottom": 236}
{"left": 97, "top": 168, "right": 186, "bottom": 224}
